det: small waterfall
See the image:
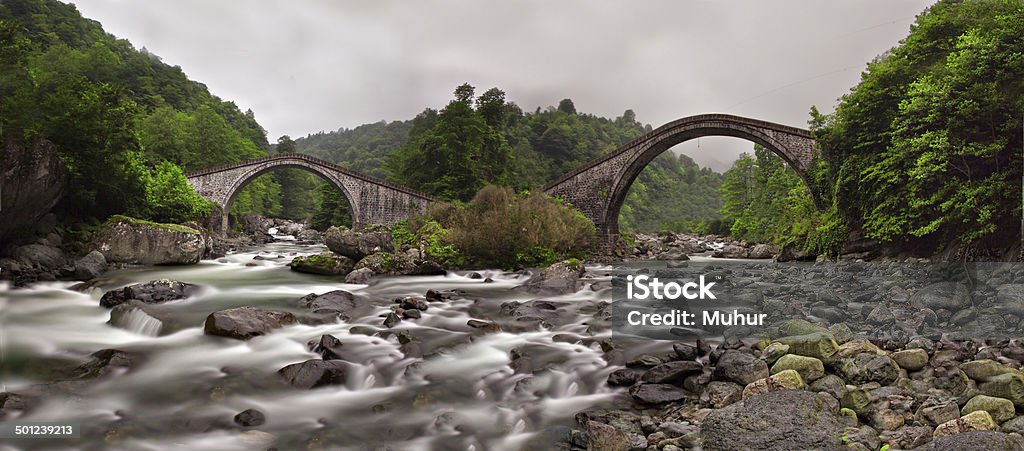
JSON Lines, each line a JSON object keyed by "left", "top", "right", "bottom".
{"left": 119, "top": 308, "right": 163, "bottom": 336}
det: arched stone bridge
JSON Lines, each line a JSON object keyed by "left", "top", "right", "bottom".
{"left": 186, "top": 153, "right": 433, "bottom": 233}
{"left": 544, "top": 113, "right": 816, "bottom": 249}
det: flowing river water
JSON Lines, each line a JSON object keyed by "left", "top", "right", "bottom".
{"left": 0, "top": 239, "right": 675, "bottom": 451}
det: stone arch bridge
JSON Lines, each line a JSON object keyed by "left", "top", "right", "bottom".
{"left": 186, "top": 153, "right": 433, "bottom": 233}
{"left": 544, "top": 113, "right": 816, "bottom": 249}
{"left": 187, "top": 114, "right": 815, "bottom": 250}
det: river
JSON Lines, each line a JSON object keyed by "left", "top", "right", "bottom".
{"left": 0, "top": 239, "right": 652, "bottom": 451}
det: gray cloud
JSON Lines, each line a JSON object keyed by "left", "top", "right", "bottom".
{"left": 69, "top": 0, "right": 933, "bottom": 171}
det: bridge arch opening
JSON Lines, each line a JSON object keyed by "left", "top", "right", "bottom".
{"left": 221, "top": 163, "right": 357, "bottom": 234}
{"left": 605, "top": 126, "right": 815, "bottom": 240}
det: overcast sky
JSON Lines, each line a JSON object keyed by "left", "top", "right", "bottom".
{"left": 69, "top": 0, "right": 934, "bottom": 172}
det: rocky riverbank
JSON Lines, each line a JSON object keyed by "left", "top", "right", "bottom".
{"left": 623, "top": 232, "right": 781, "bottom": 261}
{"left": 553, "top": 262, "right": 1024, "bottom": 450}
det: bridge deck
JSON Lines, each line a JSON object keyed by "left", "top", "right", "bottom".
{"left": 187, "top": 152, "right": 434, "bottom": 200}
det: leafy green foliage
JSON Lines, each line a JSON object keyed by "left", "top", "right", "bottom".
{"left": 620, "top": 153, "right": 725, "bottom": 232}
{"left": 386, "top": 84, "right": 511, "bottom": 201}
{"left": 400, "top": 186, "right": 594, "bottom": 269}
{"left": 813, "top": 0, "right": 1024, "bottom": 249}
{"left": 719, "top": 146, "right": 826, "bottom": 247}
{"left": 0, "top": 0, "right": 278, "bottom": 226}
{"left": 141, "top": 161, "right": 213, "bottom": 223}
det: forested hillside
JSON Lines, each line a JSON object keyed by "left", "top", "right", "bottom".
{"left": 714, "top": 0, "right": 1023, "bottom": 257}
{"left": 0, "top": 0, "right": 280, "bottom": 225}
{"left": 295, "top": 89, "right": 724, "bottom": 231}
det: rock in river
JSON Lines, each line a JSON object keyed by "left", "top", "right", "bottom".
{"left": 93, "top": 216, "right": 207, "bottom": 265}
{"left": 325, "top": 225, "right": 394, "bottom": 260}
{"left": 278, "top": 359, "right": 351, "bottom": 389}
{"left": 520, "top": 260, "right": 584, "bottom": 296}
{"left": 100, "top": 279, "right": 200, "bottom": 308}
{"left": 296, "top": 290, "right": 373, "bottom": 320}
{"left": 204, "top": 307, "right": 297, "bottom": 340}
{"left": 288, "top": 252, "right": 354, "bottom": 276}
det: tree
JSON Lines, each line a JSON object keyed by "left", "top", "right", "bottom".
{"left": 557, "top": 98, "right": 577, "bottom": 115}
{"left": 276, "top": 135, "right": 296, "bottom": 153}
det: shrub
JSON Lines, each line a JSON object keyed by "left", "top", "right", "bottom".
{"left": 400, "top": 185, "right": 594, "bottom": 269}
{"left": 140, "top": 160, "right": 213, "bottom": 224}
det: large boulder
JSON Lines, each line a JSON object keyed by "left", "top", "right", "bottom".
{"left": 910, "top": 281, "right": 972, "bottom": 312}
{"left": 354, "top": 251, "right": 444, "bottom": 276}
{"left": 278, "top": 359, "right": 351, "bottom": 389}
{"left": 73, "top": 251, "right": 108, "bottom": 280}
{"left": 288, "top": 252, "right": 353, "bottom": 276}
{"left": 520, "top": 260, "right": 585, "bottom": 296}
{"left": 296, "top": 290, "right": 374, "bottom": 320}
{"left": 99, "top": 279, "right": 201, "bottom": 308}
{"left": 927, "top": 431, "right": 1024, "bottom": 451}
{"left": 0, "top": 134, "right": 66, "bottom": 243}
{"left": 713, "top": 350, "right": 769, "bottom": 386}
{"left": 94, "top": 216, "right": 206, "bottom": 265}
{"left": 325, "top": 226, "right": 394, "bottom": 260}
{"left": 204, "top": 307, "right": 297, "bottom": 340}
{"left": 13, "top": 244, "right": 66, "bottom": 271}
{"left": 701, "top": 390, "right": 844, "bottom": 451}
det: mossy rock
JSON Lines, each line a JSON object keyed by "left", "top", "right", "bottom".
{"left": 962, "top": 394, "right": 1015, "bottom": 423}
{"left": 774, "top": 332, "right": 840, "bottom": 362}
{"left": 771, "top": 354, "right": 825, "bottom": 382}
{"left": 289, "top": 253, "right": 354, "bottom": 276}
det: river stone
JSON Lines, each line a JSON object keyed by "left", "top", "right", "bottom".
{"left": 701, "top": 390, "right": 844, "bottom": 451}
{"left": 962, "top": 395, "right": 1015, "bottom": 423}
{"left": 0, "top": 392, "right": 30, "bottom": 420}
{"left": 309, "top": 334, "right": 345, "bottom": 360}
{"left": 979, "top": 373, "right": 1024, "bottom": 407}
{"left": 928, "top": 431, "right": 1024, "bottom": 451}
{"left": 741, "top": 369, "right": 805, "bottom": 399}
{"left": 325, "top": 226, "right": 394, "bottom": 260}
{"left": 641, "top": 361, "right": 704, "bottom": 384}
{"left": 1001, "top": 416, "right": 1024, "bottom": 435}
{"left": 353, "top": 251, "right": 417, "bottom": 275}
{"left": 836, "top": 353, "right": 899, "bottom": 385}
{"left": 996, "top": 284, "right": 1024, "bottom": 315}
{"left": 961, "top": 359, "right": 1020, "bottom": 382}
{"left": 278, "top": 359, "right": 350, "bottom": 389}
{"left": 713, "top": 350, "right": 769, "bottom": 386}
{"left": 73, "top": 251, "right": 108, "bottom": 280}
{"left": 770, "top": 354, "right": 824, "bottom": 382}
{"left": 700, "top": 381, "right": 743, "bottom": 408}
{"left": 607, "top": 368, "right": 643, "bottom": 387}
{"left": 629, "top": 383, "right": 688, "bottom": 404}
{"left": 94, "top": 216, "right": 206, "bottom": 265}
{"left": 910, "top": 281, "right": 972, "bottom": 312}
{"left": 204, "top": 307, "right": 297, "bottom": 340}
{"left": 774, "top": 332, "right": 840, "bottom": 362}
{"left": 883, "top": 425, "right": 936, "bottom": 450}
{"left": 834, "top": 339, "right": 883, "bottom": 359}
{"left": 777, "top": 318, "right": 832, "bottom": 337}
{"left": 344, "top": 267, "right": 374, "bottom": 284}
{"left": 892, "top": 348, "right": 929, "bottom": 371}
{"left": 14, "top": 244, "right": 66, "bottom": 270}
{"left": 520, "top": 260, "right": 585, "bottom": 296}
{"left": 233, "top": 409, "right": 265, "bottom": 427}
{"left": 761, "top": 342, "right": 790, "bottom": 365}
{"left": 99, "top": 279, "right": 200, "bottom": 308}
{"left": 673, "top": 343, "right": 699, "bottom": 361}
{"left": 866, "top": 304, "right": 895, "bottom": 325}
{"left": 809, "top": 374, "right": 848, "bottom": 402}
{"left": 934, "top": 410, "right": 997, "bottom": 438}
{"left": 71, "top": 348, "right": 140, "bottom": 379}
{"left": 919, "top": 401, "right": 961, "bottom": 427}
{"left": 296, "top": 290, "right": 373, "bottom": 320}
{"left": 288, "top": 252, "right": 354, "bottom": 276}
